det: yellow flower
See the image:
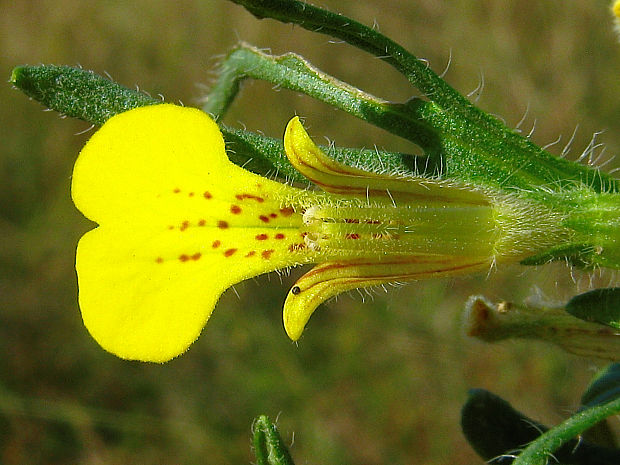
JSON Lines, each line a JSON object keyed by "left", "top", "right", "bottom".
{"left": 73, "top": 104, "right": 565, "bottom": 362}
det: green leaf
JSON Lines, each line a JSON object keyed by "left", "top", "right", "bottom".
{"left": 10, "top": 65, "right": 159, "bottom": 125}
{"left": 461, "top": 389, "right": 547, "bottom": 464}
{"left": 520, "top": 243, "right": 597, "bottom": 267}
{"left": 567, "top": 288, "right": 620, "bottom": 330}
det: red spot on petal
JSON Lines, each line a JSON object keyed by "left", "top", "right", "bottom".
{"left": 203, "top": 191, "right": 212, "bottom": 199}
{"left": 168, "top": 225, "right": 174, "bottom": 230}
{"left": 345, "top": 233, "right": 360, "bottom": 239}
{"left": 191, "top": 253, "right": 201, "bottom": 261}
{"left": 256, "top": 234, "right": 268, "bottom": 241}
{"left": 261, "top": 249, "right": 275, "bottom": 259}
{"left": 155, "top": 257, "right": 164, "bottom": 263}
{"left": 198, "top": 219, "right": 206, "bottom": 226}
{"left": 189, "top": 192, "right": 195, "bottom": 197}
{"left": 230, "top": 205, "right": 242, "bottom": 214}
{"left": 275, "top": 233, "right": 285, "bottom": 240}
{"left": 280, "top": 207, "right": 294, "bottom": 217}
{"left": 289, "top": 243, "right": 306, "bottom": 252}
{"left": 180, "top": 220, "right": 190, "bottom": 231}
{"left": 179, "top": 254, "right": 190, "bottom": 262}
{"left": 236, "top": 193, "right": 264, "bottom": 203}
{"left": 259, "top": 215, "right": 269, "bottom": 223}
{"left": 224, "top": 248, "right": 237, "bottom": 257}
{"left": 212, "top": 240, "right": 221, "bottom": 248}
{"left": 173, "top": 188, "right": 181, "bottom": 193}
{"left": 269, "top": 213, "right": 278, "bottom": 219}
{"left": 245, "top": 251, "right": 256, "bottom": 257}
{"left": 218, "top": 220, "right": 229, "bottom": 229}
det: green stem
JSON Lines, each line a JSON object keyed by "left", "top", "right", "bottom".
{"left": 462, "top": 389, "right": 620, "bottom": 465}
{"left": 521, "top": 190, "right": 620, "bottom": 269}
{"left": 513, "top": 395, "right": 620, "bottom": 465}
{"left": 560, "top": 192, "right": 620, "bottom": 268}
{"left": 465, "top": 296, "right": 620, "bottom": 360}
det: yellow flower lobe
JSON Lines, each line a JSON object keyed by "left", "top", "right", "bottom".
{"left": 72, "top": 104, "right": 314, "bottom": 362}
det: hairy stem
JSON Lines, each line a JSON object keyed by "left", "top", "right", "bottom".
{"left": 513, "top": 395, "right": 620, "bottom": 465}
{"left": 227, "top": 0, "right": 617, "bottom": 193}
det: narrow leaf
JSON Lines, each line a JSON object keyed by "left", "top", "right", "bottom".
{"left": 567, "top": 288, "right": 620, "bottom": 330}
{"left": 10, "top": 65, "right": 159, "bottom": 125}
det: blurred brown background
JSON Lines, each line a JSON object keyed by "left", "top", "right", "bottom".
{"left": 1, "top": 1, "right": 619, "bottom": 463}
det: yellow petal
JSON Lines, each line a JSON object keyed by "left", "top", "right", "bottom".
{"left": 283, "top": 116, "right": 486, "bottom": 206}
{"left": 73, "top": 104, "right": 316, "bottom": 362}
{"left": 283, "top": 256, "right": 491, "bottom": 341}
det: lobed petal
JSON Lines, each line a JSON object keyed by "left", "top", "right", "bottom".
{"left": 284, "top": 116, "right": 487, "bottom": 206}
{"left": 283, "top": 256, "right": 491, "bottom": 341}
{"left": 72, "top": 105, "right": 316, "bottom": 361}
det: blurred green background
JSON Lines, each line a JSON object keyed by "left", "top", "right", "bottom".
{"left": 2, "top": 1, "right": 620, "bottom": 463}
